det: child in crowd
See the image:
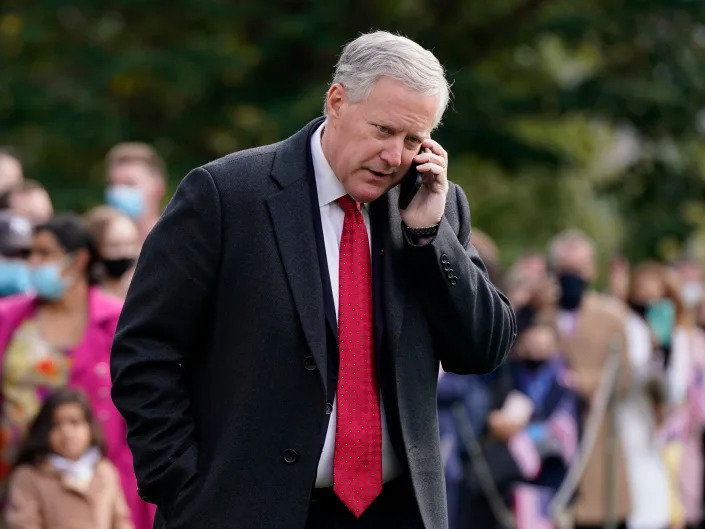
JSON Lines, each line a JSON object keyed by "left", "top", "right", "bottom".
{"left": 5, "top": 388, "right": 133, "bottom": 529}
{"left": 499, "top": 317, "right": 579, "bottom": 529}
{"left": 439, "top": 314, "right": 578, "bottom": 529}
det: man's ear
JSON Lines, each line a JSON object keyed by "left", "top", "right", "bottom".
{"left": 326, "top": 83, "right": 348, "bottom": 120}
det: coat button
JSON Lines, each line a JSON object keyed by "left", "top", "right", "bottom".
{"left": 443, "top": 263, "right": 452, "bottom": 272}
{"left": 447, "top": 268, "right": 456, "bottom": 277}
{"left": 282, "top": 449, "right": 299, "bottom": 464}
{"left": 325, "top": 401, "right": 333, "bottom": 415}
{"left": 440, "top": 254, "right": 450, "bottom": 265}
{"left": 304, "top": 356, "right": 317, "bottom": 371}
{"left": 450, "top": 278, "right": 458, "bottom": 286}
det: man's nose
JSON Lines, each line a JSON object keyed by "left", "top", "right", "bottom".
{"left": 380, "top": 139, "right": 404, "bottom": 168}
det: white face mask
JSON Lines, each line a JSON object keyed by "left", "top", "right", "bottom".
{"left": 681, "top": 281, "right": 703, "bottom": 309}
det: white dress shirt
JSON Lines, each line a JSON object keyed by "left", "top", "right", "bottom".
{"left": 311, "top": 122, "right": 402, "bottom": 488}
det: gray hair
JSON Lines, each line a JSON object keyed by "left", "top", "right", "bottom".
{"left": 324, "top": 31, "right": 451, "bottom": 129}
{"left": 548, "top": 229, "right": 596, "bottom": 263}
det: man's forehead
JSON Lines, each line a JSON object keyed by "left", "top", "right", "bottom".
{"left": 0, "top": 156, "right": 21, "bottom": 170}
{"left": 554, "top": 243, "right": 594, "bottom": 266}
{"left": 109, "top": 161, "right": 153, "bottom": 183}
{"left": 363, "top": 79, "right": 437, "bottom": 136}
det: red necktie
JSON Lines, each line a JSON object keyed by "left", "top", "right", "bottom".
{"left": 333, "top": 195, "right": 382, "bottom": 517}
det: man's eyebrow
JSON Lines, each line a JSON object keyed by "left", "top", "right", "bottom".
{"left": 376, "top": 121, "right": 428, "bottom": 140}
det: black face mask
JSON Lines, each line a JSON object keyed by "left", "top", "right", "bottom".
{"left": 103, "top": 257, "right": 136, "bottom": 279}
{"left": 520, "top": 358, "right": 546, "bottom": 371}
{"left": 515, "top": 304, "right": 537, "bottom": 336}
{"left": 558, "top": 273, "right": 587, "bottom": 310}
{"left": 628, "top": 301, "right": 648, "bottom": 319}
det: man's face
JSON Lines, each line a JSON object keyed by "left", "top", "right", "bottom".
{"left": 323, "top": 76, "right": 438, "bottom": 204}
{"left": 11, "top": 189, "right": 53, "bottom": 225}
{"left": 517, "top": 325, "right": 559, "bottom": 361}
{"left": 676, "top": 261, "right": 702, "bottom": 283}
{"left": 101, "top": 216, "right": 140, "bottom": 260}
{"left": 631, "top": 272, "right": 665, "bottom": 304}
{"left": 108, "top": 161, "right": 162, "bottom": 211}
{"left": 0, "top": 156, "right": 22, "bottom": 195}
{"left": 553, "top": 242, "right": 596, "bottom": 281}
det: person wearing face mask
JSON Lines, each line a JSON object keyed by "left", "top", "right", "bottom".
{"left": 619, "top": 263, "right": 674, "bottom": 529}
{"left": 480, "top": 317, "right": 578, "bottom": 529}
{"left": 0, "top": 211, "right": 32, "bottom": 298}
{"left": 548, "top": 229, "right": 632, "bottom": 529}
{"left": 0, "top": 214, "right": 154, "bottom": 529}
{"left": 0, "top": 180, "right": 54, "bottom": 227}
{"left": 629, "top": 263, "right": 705, "bottom": 529}
{"left": 85, "top": 206, "right": 141, "bottom": 300}
{"left": 104, "top": 143, "right": 166, "bottom": 242}
{"left": 503, "top": 317, "right": 579, "bottom": 529}
{"left": 437, "top": 315, "right": 577, "bottom": 529}
{"left": 674, "top": 258, "right": 703, "bottom": 313}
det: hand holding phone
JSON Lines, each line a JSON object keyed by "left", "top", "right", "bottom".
{"left": 398, "top": 147, "right": 425, "bottom": 210}
{"left": 397, "top": 139, "right": 450, "bottom": 230}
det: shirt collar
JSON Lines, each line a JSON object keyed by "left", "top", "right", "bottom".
{"left": 310, "top": 121, "right": 348, "bottom": 208}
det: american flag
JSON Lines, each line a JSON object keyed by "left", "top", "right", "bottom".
{"left": 548, "top": 408, "right": 578, "bottom": 464}
{"left": 514, "top": 484, "right": 556, "bottom": 529}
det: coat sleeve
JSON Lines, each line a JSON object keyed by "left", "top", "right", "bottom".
{"left": 404, "top": 184, "right": 516, "bottom": 374}
{"left": 110, "top": 167, "right": 221, "bottom": 509}
{"left": 6, "top": 467, "right": 43, "bottom": 529}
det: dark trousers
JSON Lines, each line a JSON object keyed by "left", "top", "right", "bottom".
{"left": 305, "top": 478, "right": 424, "bottom": 529}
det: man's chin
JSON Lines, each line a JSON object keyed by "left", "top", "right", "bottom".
{"left": 346, "top": 181, "right": 395, "bottom": 204}
{"left": 348, "top": 190, "right": 384, "bottom": 204}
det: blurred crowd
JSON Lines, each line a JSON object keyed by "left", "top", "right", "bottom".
{"left": 440, "top": 230, "right": 705, "bottom": 529}
{"left": 0, "top": 145, "right": 163, "bottom": 529}
{"left": 0, "top": 143, "right": 703, "bottom": 529}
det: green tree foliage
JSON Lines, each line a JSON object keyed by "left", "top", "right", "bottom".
{"left": 2, "top": 0, "right": 705, "bottom": 264}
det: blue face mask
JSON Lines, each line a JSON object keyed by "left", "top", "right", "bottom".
{"left": 105, "top": 186, "right": 144, "bottom": 219}
{"left": 0, "top": 260, "right": 31, "bottom": 297}
{"left": 30, "top": 260, "right": 70, "bottom": 301}
{"left": 646, "top": 299, "right": 676, "bottom": 347}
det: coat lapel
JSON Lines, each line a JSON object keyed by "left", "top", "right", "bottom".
{"left": 267, "top": 118, "right": 328, "bottom": 393}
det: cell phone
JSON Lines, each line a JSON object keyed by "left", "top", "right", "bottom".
{"left": 398, "top": 147, "right": 425, "bottom": 210}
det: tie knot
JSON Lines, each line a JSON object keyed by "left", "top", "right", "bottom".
{"left": 337, "top": 195, "right": 360, "bottom": 214}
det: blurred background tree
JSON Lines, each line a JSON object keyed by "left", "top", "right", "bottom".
{"left": 2, "top": 0, "right": 705, "bottom": 267}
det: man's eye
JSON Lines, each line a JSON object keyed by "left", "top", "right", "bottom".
{"left": 377, "top": 125, "right": 391, "bottom": 134}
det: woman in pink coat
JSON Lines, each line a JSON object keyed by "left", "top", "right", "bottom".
{"left": 0, "top": 215, "right": 153, "bottom": 529}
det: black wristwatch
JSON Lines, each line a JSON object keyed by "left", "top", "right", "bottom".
{"left": 403, "top": 222, "right": 440, "bottom": 238}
